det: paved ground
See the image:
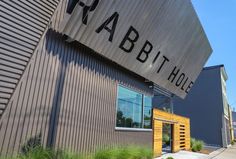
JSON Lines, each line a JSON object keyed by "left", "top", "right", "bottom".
{"left": 155, "top": 150, "right": 208, "bottom": 159}
{"left": 155, "top": 145, "right": 236, "bottom": 159}
{"left": 207, "top": 144, "right": 236, "bottom": 159}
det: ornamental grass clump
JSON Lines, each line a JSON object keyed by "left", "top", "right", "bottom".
{"left": 18, "top": 146, "right": 54, "bottom": 159}
{"left": 191, "top": 138, "right": 204, "bottom": 152}
{"left": 0, "top": 145, "right": 152, "bottom": 159}
{"left": 94, "top": 145, "right": 152, "bottom": 159}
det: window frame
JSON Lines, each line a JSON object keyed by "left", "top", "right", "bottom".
{"left": 115, "top": 84, "right": 153, "bottom": 131}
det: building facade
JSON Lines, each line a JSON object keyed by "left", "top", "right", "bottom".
{"left": 233, "top": 112, "right": 236, "bottom": 139}
{"left": 0, "top": 0, "right": 212, "bottom": 156}
{"left": 173, "top": 65, "right": 231, "bottom": 147}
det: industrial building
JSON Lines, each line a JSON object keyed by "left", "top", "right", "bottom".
{"left": 233, "top": 112, "right": 236, "bottom": 139}
{"left": 0, "top": 0, "right": 212, "bottom": 156}
{"left": 173, "top": 65, "right": 232, "bottom": 147}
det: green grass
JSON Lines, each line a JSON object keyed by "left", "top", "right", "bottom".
{"left": 94, "top": 145, "right": 153, "bottom": 159}
{"left": 162, "top": 134, "right": 170, "bottom": 145}
{"left": 0, "top": 145, "right": 153, "bottom": 159}
{"left": 191, "top": 138, "right": 204, "bottom": 152}
{"left": 231, "top": 140, "right": 235, "bottom": 145}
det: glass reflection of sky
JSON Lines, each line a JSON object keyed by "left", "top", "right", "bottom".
{"left": 117, "top": 86, "right": 152, "bottom": 129}
{"left": 144, "top": 96, "right": 152, "bottom": 128}
{"left": 118, "top": 86, "right": 142, "bottom": 127}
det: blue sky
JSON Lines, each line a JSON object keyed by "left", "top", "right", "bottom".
{"left": 192, "top": 0, "right": 236, "bottom": 111}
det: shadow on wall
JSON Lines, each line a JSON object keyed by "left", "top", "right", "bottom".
{"left": 44, "top": 29, "right": 152, "bottom": 148}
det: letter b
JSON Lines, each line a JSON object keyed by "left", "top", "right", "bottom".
{"left": 119, "top": 26, "right": 139, "bottom": 53}
{"left": 136, "top": 41, "right": 153, "bottom": 63}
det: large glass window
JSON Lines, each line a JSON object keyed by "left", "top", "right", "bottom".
{"left": 116, "top": 85, "right": 152, "bottom": 129}
{"left": 143, "top": 96, "right": 152, "bottom": 128}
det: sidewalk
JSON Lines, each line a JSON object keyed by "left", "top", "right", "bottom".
{"left": 155, "top": 150, "right": 208, "bottom": 159}
{"left": 155, "top": 145, "right": 236, "bottom": 159}
{"left": 207, "top": 144, "right": 236, "bottom": 159}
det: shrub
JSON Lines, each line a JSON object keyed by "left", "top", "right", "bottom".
{"left": 56, "top": 150, "right": 85, "bottom": 159}
{"left": 19, "top": 146, "right": 54, "bottom": 159}
{"left": 231, "top": 140, "right": 235, "bottom": 145}
{"left": 163, "top": 134, "right": 170, "bottom": 145}
{"left": 94, "top": 145, "right": 153, "bottom": 159}
{"left": 166, "top": 157, "right": 174, "bottom": 159}
{"left": 191, "top": 138, "right": 204, "bottom": 152}
{"left": 0, "top": 145, "right": 152, "bottom": 159}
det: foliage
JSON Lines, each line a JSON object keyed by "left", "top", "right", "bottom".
{"left": 56, "top": 149, "right": 85, "bottom": 159}
{"left": 166, "top": 157, "right": 174, "bottom": 159}
{"left": 162, "top": 107, "right": 171, "bottom": 113}
{"left": 191, "top": 138, "right": 204, "bottom": 152}
{"left": 0, "top": 146, "right": 54, "bottom": 159}
{"left": 21, "top": 134, "right": 42, "bottom": 155}
{"left": 0, "top": 145, "right": 152, "bottom": 159}
{"left": 162, "top": 134, "right": 170, "bottom": 145}
{"left": 94, "top": 145, "right": 153, "bottom": 159}
{"left": 231, "top": 140, "right": 235, "bottom": 145}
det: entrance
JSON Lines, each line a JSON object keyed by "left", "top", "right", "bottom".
{"left": 162, "top": 123, "right": 173, "bottom": 153}
{"left": 152, "top": 109, "right": 190, "bottom": 157}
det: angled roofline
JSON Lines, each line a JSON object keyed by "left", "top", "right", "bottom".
{"left": 203, "top": 64, "right": 228, "bottom": 80}
{"left": 203, "top": 64, "right": 224, "bottom": 70}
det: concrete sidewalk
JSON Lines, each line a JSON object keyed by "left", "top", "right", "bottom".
{"left": 207, "top": 145, "right": 236, "bottom": 159}
{"left": 155, "top": 145, "right": 236, "bottom": 159}
{"left": 155, "top": 150, "right": 208, "bottom": 159}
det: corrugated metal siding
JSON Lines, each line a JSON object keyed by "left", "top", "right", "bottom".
{"left": 0, "top": 0, "right": 59, "bottom": 118}
{"left": 0, "top": 28, "right": 153, "bottom": 155}
{"left": 60, "top": 0, "right": 212, "bottom": 98}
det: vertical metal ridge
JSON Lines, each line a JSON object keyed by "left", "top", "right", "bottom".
{"left": 0, "top": 0, "right": 60, "bottom": 120}
{"left": 42, "top": 32, "right": 62, "bottom": 147}
{"left": 0, "top": 31, "right": 152, "bottom": 155}
{"left": 11, "top": 65, "right": 31, "bottom": 154}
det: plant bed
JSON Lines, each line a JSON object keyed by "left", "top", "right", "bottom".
{"left": 190, "top": 138, "right": 204, "bottom": 152}
{"left": 198, "top": 149, "right": 212, "bottom": 154}
{"left": 0, "top": 145, "right": 153, "bottom": 159}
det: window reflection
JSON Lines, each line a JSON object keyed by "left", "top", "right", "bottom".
{"left": 116, "top": 85, "right": 152, "bottom": 129}
{"left": 144, "top": 96, "right": 152, "bottom": 128}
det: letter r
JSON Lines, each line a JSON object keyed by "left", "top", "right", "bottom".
{"left": 67, "top": 0, "right": 99, "bottom": 25}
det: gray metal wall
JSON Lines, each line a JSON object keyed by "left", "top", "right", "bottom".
{"left": 0, "top": 0, "right": 212, "bottom": 155}
{"left": 0, "top": 0, "right": 153, "bottom": 156}
{"left": 0, "top": 0, "right": 59, "bottom": 118}
{"left": 0, "top": 4, "right": 153, "bottom": 155}
{"left": 61, "top": 0, "right": 212, "bottom": 99}
{"left": 172, "top": 67, "right": 224, "bottom": 147}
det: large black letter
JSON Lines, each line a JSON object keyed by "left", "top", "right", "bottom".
{"left": 181, "top": 77, "right": 189, "bottom": 90}
{"left": 95, "top": 12, "right": 119, "bottom": 42}
{"left": 136, "top": 41, "right": 153, "bottom": 63}
{"left": 168, "top": 66, "right": 180, "bottom": 83}
{"left": 185, "top": 81, "right": 194, "bottom": 94}
{"left": 119, "top": 26, "right": 139, "bottom": 53}
{"left": 67, "top": 0, "right": 99, "bottom": 25}
{"left": 175, "top": 73, "right": 185, "bottom": 87}
{"left": 157, "top": 56, "right": 169, "bottom": 73}
{"left": 152, "top": 51, "right": 160, "bottom": 64}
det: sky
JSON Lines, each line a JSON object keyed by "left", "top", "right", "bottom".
{"left": 192, "top": 0, "right": 236, "bottom": 111}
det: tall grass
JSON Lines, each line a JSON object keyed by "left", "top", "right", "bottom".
{"left": 94, "top": 145, "right": 152, "bottom": 159}
{"left": 0, "top": 145, "right": 153, "bottom": 159}
{"left": 190, "top": 138, "right": 204, "bottom": 152}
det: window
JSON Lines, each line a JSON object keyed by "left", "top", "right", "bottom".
{"left": 143, "top": 96, "right": 152, "bottom": 128}
{"left": 116, "top": 85, "right": 152, "bottom": 129}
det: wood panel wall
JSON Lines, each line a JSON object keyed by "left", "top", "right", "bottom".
{"left": 152, "top": 109, "right": 190, "bottom": 157}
